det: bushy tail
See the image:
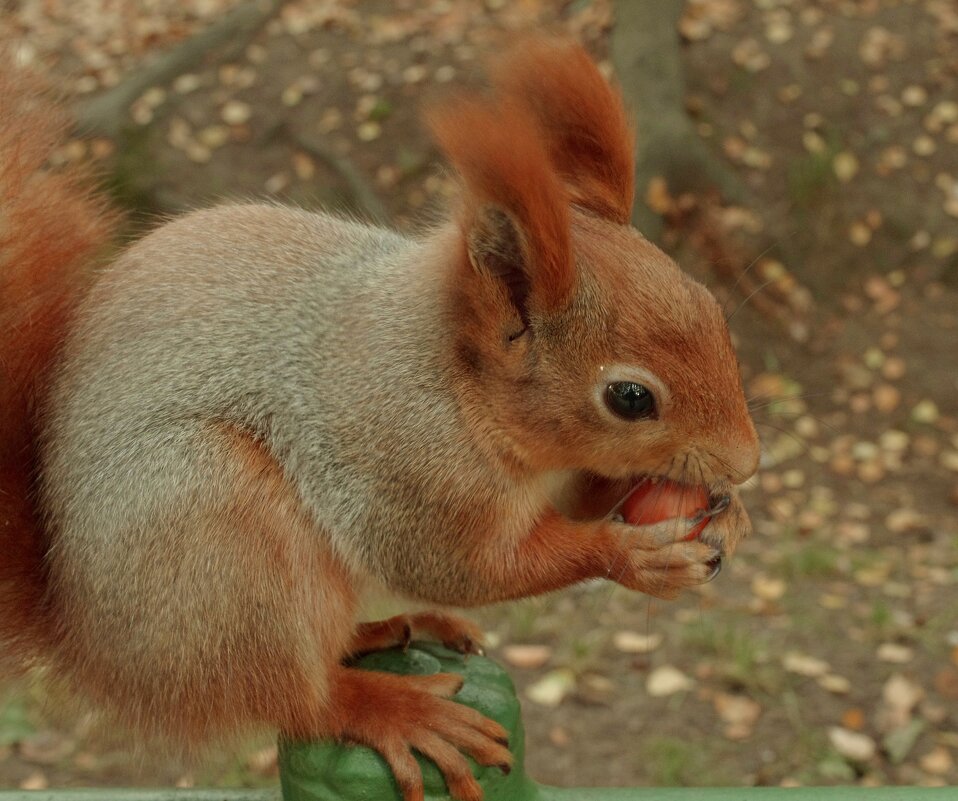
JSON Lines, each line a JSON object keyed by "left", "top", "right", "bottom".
{"left": 0, "top": 67, "right": 116, "bottom": 673}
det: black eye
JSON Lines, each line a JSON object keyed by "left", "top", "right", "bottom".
{"left": 605, "top": 382, "right": 657, "bottom": 420}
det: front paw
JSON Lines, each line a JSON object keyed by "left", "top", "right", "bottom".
{"left": 405, "top": 611, "right": 485, "bottom": 656}
{"left": 348, "top": 612, "right": 485, "bottom": 661}
{"left": 327, "top": 668, "right": 512, "bottom": 801}
{"left": 601, "top": 519, "right": 722, "bottom": 600}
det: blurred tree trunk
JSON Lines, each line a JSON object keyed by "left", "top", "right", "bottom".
{"left": 610, "top": 0, "right": 746, "bottom": 241}
{"left": 610, "top": 0, "right": 812, "bottom": 338}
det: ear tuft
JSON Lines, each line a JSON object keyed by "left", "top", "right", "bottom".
{"left": 492, "top": 37, "right": 635, "bottom": 224}
{"left": 426, "top": 94, "right": 574, "bottom": 311}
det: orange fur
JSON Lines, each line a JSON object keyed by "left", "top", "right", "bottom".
{"left": 0, "top": 68, "right": 116, "bottom": 673}
{"left": 426, "top": 95, "right": 575, "bottom": 312}
{"left": 493, "top": 38, "right": 635, "bottom": 224}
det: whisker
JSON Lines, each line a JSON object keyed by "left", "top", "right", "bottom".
{"left": 755, "top": 421, "right": 813, "bottom": 456}
{"left": 746, "top": 390, "right": 830, "bottom": 408}
{"left": 751, "top": 408, "right": 839, "bottom": 436}
{"left": 726, "top": 277, "right": 778, "bottom": 323}
{"left": 720, "top": 230, "right": 798, "bottom": 313}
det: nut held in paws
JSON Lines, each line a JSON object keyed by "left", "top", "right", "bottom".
{"left": 621, "top": 478, "right": 711, "bottom": 541}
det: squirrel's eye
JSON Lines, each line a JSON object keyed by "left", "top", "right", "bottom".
{"left": 605, "top": 382, "right": 656, "bottom": 421}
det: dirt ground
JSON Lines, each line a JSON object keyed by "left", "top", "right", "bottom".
{"left": 1, "top": 0, "right": 957, "bottom": 793}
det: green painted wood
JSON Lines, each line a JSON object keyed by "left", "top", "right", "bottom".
{"left": 0, "top": 791, "right": 278, "bottom": 801}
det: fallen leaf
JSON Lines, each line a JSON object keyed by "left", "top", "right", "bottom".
{"left": 833, "top": 151, "right": 859, "bottom": 182}
{"left": 357, "top": 121, "right": 382, "bottom": 142}
{"left": 645, "top": 177, "right": 673, "bottom": 215}
{"left": 849, "top": 221, "right": 872, "bottom": 246}
{"left": 911, "top": 399, "right": 940, "bottom": 424}
{"left": 548, "top": 725, "right": 570, "bottom": 747}
{"left": 828, "top": 727, "right": 877, "bottom": 762}
{"left": 526, "top": 669, "right": 575, "bottom": 707}
{"left": 714, "top": 692, "right": 761, "bottom": 740}
{"left": 751, "top": 574, "right": 787, "bottom": 601}
{"left": 220, "top": 100, "right": 252, "bottom": 125}
{"left": 873, "top": 384, "right": 901, "bottom": 413}
{"left": 934, "top": 668, "right": 958, "bottom": 700}
{"left": 885, "top": 509, "right": 926, "bottom": 534}
{"left": 919, "top": 747, "right": 954, "bottom": 776}
{"left": 877, "top": 643, "right": 914, "bottom": 663}
{"left": 878, "top": 673, "right": 925, "bottom": 731}
{"left": 732, "top": 38, "right": 771, "bottom": 72}
{"left": 646, "top": 665, "right": 694, "bottom": 697}
{"left": 841, "top": 708, "right": 865, "bottom": 730}
{"left": 901, "top": 85, "right": 928, "bottom": 107}
{"left": 783, "top": 651, "right": 830, "bottom": 677}
{"left": 246, "top": 745, "right": 278, "bottom": 776}
{"left": 612, "top": 631, "right": 663, "bottom": 654}
{"left": 883, "top": 719, "right": 926, "bottom": 764}
{"left": 502, "top": 644, "right": 552, "bottom": 669}
{"left": 820, "top": 674, "right": 852, "bottom": 694}
{"left": 19, "top": 772, "right": 48, "bottom": 791}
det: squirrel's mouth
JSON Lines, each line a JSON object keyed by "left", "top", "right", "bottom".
{"left": 562, "top": 471, "right": 735, "bottom": 527}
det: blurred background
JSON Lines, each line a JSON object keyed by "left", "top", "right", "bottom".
{"left": 1, "top": 0, "right": 957, "bottom": 792}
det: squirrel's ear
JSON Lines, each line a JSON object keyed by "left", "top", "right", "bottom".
{"left": 493, "top": 38, "right": 635, "bottom": 225}
{"left": 466, "top": 205, "right": 531, "bottom": 324}
{"left": 427, "top": 95, "right": 575, "bottom": 313}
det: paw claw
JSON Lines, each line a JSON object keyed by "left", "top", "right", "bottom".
{"left": 444, "top": 635, "right": 484, "bottom": 657}
{"left": 705, "top": 555, "right": 723, "bottom": 582}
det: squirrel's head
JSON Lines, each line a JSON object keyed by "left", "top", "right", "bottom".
{"left": 431, "top": 38, "right": 759, "bottom": 510}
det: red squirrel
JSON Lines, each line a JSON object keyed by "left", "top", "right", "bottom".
{"left": 0, "top": 38, "right": 759, "bottom": 801}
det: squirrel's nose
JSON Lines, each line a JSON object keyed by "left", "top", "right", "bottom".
{"left": 720, "top": 434, "right": 760, "bottom": 485}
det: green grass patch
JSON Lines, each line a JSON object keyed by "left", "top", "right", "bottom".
{"left": 641, "top": 735, "right": 732, "bottom": 786}
{"left": 869, "top": 599, "right": 894, "bottom": 635}
{"left": 0, "top": 695, "right": 36, "bottom": 746}
{"left": 775, "top": 542, "right": 841, "bottom": 580}
{"left": 680, "top": 619, "right": 776, "bottom": 692}
{"left": 786, "top": 128, "right": 844, "bottom": 210}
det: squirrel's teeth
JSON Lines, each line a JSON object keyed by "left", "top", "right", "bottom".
{"left": 611, "top": 513, "right": 625, "bottom": 523}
